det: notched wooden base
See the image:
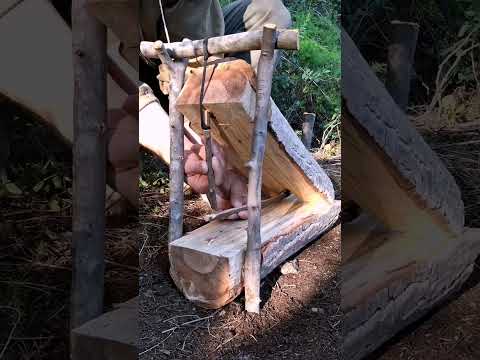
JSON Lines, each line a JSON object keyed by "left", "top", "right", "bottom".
{"left": 169, "top": 196, "right": 340, "bottom": 308}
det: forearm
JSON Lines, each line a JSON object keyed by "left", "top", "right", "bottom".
{"left": 139, "top": 100, "right": 197, "bottom": 164}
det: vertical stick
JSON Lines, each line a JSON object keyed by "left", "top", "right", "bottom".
{"left": 71, "top": 0, "right": 107, "bottom": 329}
{"left": 154, "top": 41, "right": 188, "bottom": 243}
{"left": 204, "top": 112, "right": 218, "bottom": 210}
{"left": 301, "top": 112, "right": 316, "bottom": 150}
{"left": 168, "top": 61, "right": 187, "bottom": 242}
{"left": 386, "top": 21, "right": 419, "bottom": 111}
{"left": 244, "top": 24, "right": 277, "bottom": 314}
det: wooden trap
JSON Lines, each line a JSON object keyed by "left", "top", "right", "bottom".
{"left": 140, "top": 26, "right": 340, "bottom": 311}
{"left": 170, "top": 59, "right": 340, "bottom": 308}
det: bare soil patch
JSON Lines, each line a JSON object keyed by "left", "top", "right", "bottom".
{"left": 139, "top": 191, "right": 341, "bottom": 360}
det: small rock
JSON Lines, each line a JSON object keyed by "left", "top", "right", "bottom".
{"left": 311, "top": 307, "right": 325, "bottom": 314}
{"left": 280, "top": 259, "right": 299, "bottom": 275}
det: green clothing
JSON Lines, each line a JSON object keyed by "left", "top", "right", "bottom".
{"left": 140, "top": 0, "right": 225, "bottom": 42}
{"left": 88, "top": 0, "right": 290, "bottom": 69}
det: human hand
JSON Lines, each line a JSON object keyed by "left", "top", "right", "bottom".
{"left": 184, "top": 139, "right": 248, "bottom": 219}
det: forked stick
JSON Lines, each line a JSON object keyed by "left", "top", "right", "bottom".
{"left": 244, "top": 24, "right": 277, "bottom": 314}
{"left": 153, "top": 41, "right": 188, "bottom": 243}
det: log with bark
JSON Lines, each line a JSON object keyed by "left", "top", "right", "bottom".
{"left": 176, "top": 59, "right": 334, "bottom": 204}
{"left": 341, "top": 28, "right": 480, "bottom": 359}
{"left": 169, "top": 196, "right": 340, "bottom": 308}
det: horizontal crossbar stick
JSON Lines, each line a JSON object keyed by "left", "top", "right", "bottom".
{"left": 203, "top": 191, "right": 289, "bottom": 222}
{"left": 140, "top": 29, "right": 299, "bottom": 59}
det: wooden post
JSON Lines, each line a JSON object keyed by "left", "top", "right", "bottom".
{"left": 301, "top": 112, "right": 316, "bottom": 149}
{"left": 386, "top": 21, "right": 419, "bottom": 111}
{"left": 244, "top": 24, "right": 277, "bottom": 313}
{"left": 71, "top": 0, "right": 107, "bottom": 329}
{"left": 153, "top": 41, "right": 188, "bottom": 243}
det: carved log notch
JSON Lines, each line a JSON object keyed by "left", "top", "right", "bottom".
{"left": 341, "top": 28, "right": 480, "bottom": 359}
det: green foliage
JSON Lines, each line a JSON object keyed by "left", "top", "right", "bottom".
{"left": 218, "top": 1, "right": 341, "bottom": 147}
{"left": 140, "top": 152, "right": 169, "bottom": 191}
{"left": 272, "top": 1, "right": 340, "bottom": 147}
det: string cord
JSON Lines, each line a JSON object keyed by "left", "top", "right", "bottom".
{"left": 158, "top": 0, "right": 171, "bottom": 43}
{"left": 200, "top": 38, "right": 210, "bottom": 130}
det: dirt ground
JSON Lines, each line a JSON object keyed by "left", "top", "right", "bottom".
{"left": 139, "top": 191, "right": 341, "bottom": 360}
{"left": 0, "top": 193, "right": 138, "bottom": 359}
{"left": 0, "top": 109, "right": 138, "bottom": 359}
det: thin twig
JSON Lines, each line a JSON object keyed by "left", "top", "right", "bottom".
{"left": 204, "top": 191, "right": 289, "bottom": 222}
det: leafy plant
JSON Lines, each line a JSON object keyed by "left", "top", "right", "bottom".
{"left": 272, "top": 0, "right": 340, "bottom": 149}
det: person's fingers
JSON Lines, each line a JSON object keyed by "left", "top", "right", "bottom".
{"left": 190, "top": 143, "right": 206, "bottom": 159}
{"left": 107, "top": 109, "right": 138, "bottom": 171}
{"left": 216, "top": 196, "right": 232, "bottom": 211}
{"left": 229, "top": 175, "right": 248, "bottom": 207}
{"left": 186, "top": 174, "right": 209, "bottom": 194}
{"left": 233, "top": 210, "right": 248, "bottom": 220}
{"left": 212, "top": 156, "right": 225, "bottom": 186}
{"left": 184, "top": 151, "right": 208, "bottom": 175}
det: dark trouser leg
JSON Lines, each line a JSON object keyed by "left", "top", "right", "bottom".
{"left": 222, "top": 0, "right": 252, "bottom": 64}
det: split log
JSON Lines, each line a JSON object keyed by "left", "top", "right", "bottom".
{"left": 244, "top": 23, "right": 277, "bottom": 313}
{"left": 341, "top": 28, "right": 478, "bottom": 359}
{"left": 342, "top": 224, "right": 480, "bottom": 360}
{"left": 176, "top": 59, "right": 334, "bottom": 204}
{"left": 140, "top": 29, "right": 299, "bottom": 59}
{"left": 71, "top": 0, "right": 107, "bottom": 328}
{"left": 386, "top": 21, "right": 419, "bottom": 110}
{"left": 342, "top": 28, "right": 464, "bottom": 236}
{"left": 169, "top": 197, "right": 340, "bottom": 309}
